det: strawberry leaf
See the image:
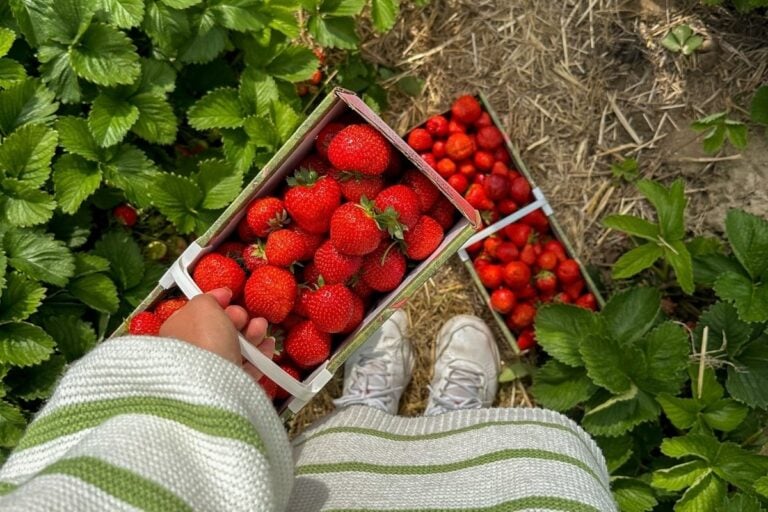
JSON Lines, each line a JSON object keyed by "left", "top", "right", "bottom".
{"left": 6, "top": 354, "right": 66, "bottom": 401}
{"left": 725, "top": 340, "right": 768, "bottom": 409}
{"left": 68, "top": 272, "right": 119, "bottom": 314}
{"left": 0, "top": 59, "right": 28, "bottom": 88}
{"left": 0, "top": 28, "right": 15, "bottom": 58}
{"left": 582, "top": 386, "right": 659, "bottom": 437}
{"left": 0, "top": 400, "right": 26, "bottom": 448}
{"left": 0, "top": 322, "right": 55, "bottom": 367}
{"left": 130, "top": 92, "right": 177, "bottom": 144}
{"left": 0, "top": 123, "right": 58, "bottom": 187}
{"left": 611, "top": 243, "right": 663, "bottom": 280}
{"left": 308, "top": 15, "right": 358, "bottom": 49}
{"left": 188, "top": 87, "right": 244, "bottom": 130}
{"left": 636, "top": 179, "right": 686, "bottom": 241}
{"left": 56, "top": 117, "right": 102, "bottom": 161}
{"left": 101, "top": 144, "right": 159, "bottom": 208}
{"left": 0, "top": 79, "right": 58, "bottom": 134}
{"left": 70, "top": 23, "right": 141, "bottom": 86}
{"left": 101, "top": 0, "right": 146, "bottom": 29}
{"left": 714, "top": 272, "right": 768, "bottom": 323}
{"left": 265, "top": 45, "right": 317, "bottom": 82}
{"left": 93, "top": 230, "right": 144, "bottom": 290}
{"left": 197, "top": 159, "right": 243, "bottom": 210}
{"left": 3, "top": 227, "right": 75, "bottom": 287}
{"left": 0, "top": 179, "right": 56, "bottom": 227}
{"left": 601, "top": 287, "right": 660, "bottom": 345}
{"left": 611, "top": 477, "right": 657, "bottom": 512}
{"left": 751, "top": 86, "right": 768, "bottom": 125}
{"left": 38, "top": 44, "right": 83, "bottom": 104}
{"left": 371, "top": 0, "right": 399, "bottom": 33}
{"left": 151, "top": 173, "right": 204, "bottom": 234}
{"left": 210, "top": 0, "right": 267, "bottom": 32}
{"left": 178, "top": 25, "right": 228, "bottom": 64}
{"left": 0, "top": 272, "right": 45, "bottom": 324}
{"left": 41, "top": 314, "right": 96, "bottom": 362}
{"left": 222, "top": 128, "right": 256, "bottom": 173}
{"left": 724, "top": 209, "right": 768, "bottom": 280}
{"left": 535, "top": 303, "right": 599, "bottom": 367}
{"left": 603, "top": 214, "right": 660, "bottom": 241}
{"left": 88, "top": 93, "right": 139, "bottom": 147}
{"left": 160, "top": 0, "right": 203, "bottom": 8}
{"left": 52, "top": 154, "right": 102, "bottom": 214}
{"left": 530, "top": 359, "right": 597, "bottom": 411}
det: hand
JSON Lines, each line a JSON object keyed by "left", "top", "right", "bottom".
{"left": 159, "top": 288, "right": 273, "bottom": 380}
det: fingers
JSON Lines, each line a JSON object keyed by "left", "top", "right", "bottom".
{"left": 256, "top": 335, "right": 275, "bottom": 360}
{"left": 205, "top": 288, "right": 233, "bottom": 308}
{"left": 242, "top": 362, "right": 263, "bottom": 382}
{"left": 244, "top": 317, "right": 268, "bottom": 346}
{"left": 224, "top": 305, "right": 249, "bottom": 331}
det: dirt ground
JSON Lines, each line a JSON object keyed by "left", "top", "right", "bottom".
{"left": 289, "top": 0, "right": 768, "bottom": 435}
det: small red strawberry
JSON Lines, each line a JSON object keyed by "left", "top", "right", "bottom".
{"left": 243, "top": 243, "right": 268, "bottom": 271}
{"left": 556, "top": 259, "right": 582, "bottom": 284}
{"left": 474, "top": 151, "right": 494, "bottom": 171}
{"left": 303, "top": 262, "right": 321, "bottom": 285}
{"left": 349, "top": 274, "right": 374, "bottom": 300}
{"left": 445, "top": 133, "right": 475, "bottom": 161}
{"left": 575, "top": 293, "right": 598, "bottom": 310}
{"left": 448, "top": 174, "right": 469, "bottom": 194}
{"left": 448, "top": 119, "right": 467, "bottom": 134}
{"left": 285, "top": 170, "right": 341, "bottom": 234}
{"left": 535, "top": 271, "right": 557, "bottom": 294}
{"left": 313, "top": 240, "right": 363, "bottom": 284}
{"left": 537, "top": 251, "right": 558, "bottom": 271}
{"left": 327, "top": 124, "right": 391, "bottom": 176}
{"left": 496, "top": 242, "right": 519, "bottom": 263}
{"left": 497, "top": 199, "right": 518, "bottom": 216}
{"left": 291, "top": 228, "right": 324, "bottom": 260}
{"left": 520, "top": 244, "right": 537, "bottom": 266}
{"left": 544, "top": 240, "right": 568, "bottom": 262}
{"left": 483, "top": 236, "right": 503, "bottom": 258}
{"left": 294, "top": 287, "right": 313, "bottom": 317}
{"left": 476, "top": 126, "right": 504, "bottom": 150}
{"left": 518, "top": 282, "right": 537, "bottom": 300}
{"left": 428, "top": 197, "right": 456, "bottom": 230}
{"left": 362, "top": 243, "right": 407, "bottom": 292}
{"left": 483, "top": 173, "right": 508, "bottom": 201}
{"left": 129, "top": 311, "right": 162, "bottom": 335}
{"left": 495, "top": 147, "right": 511, "bottom": 164}
{"left": 402, "top": 169, "right": 440, "bottom": 212}
{"left": 421, "top": 152, "right": 437, "bottom": 169}
{"left": 192, "top": 253, "right": 246, "bottom": 297}
{"left": 432, "top": 141, "right": 447, "bottom": 159}
{"left": 310, "top": 69, "right": 323, "bottom": 85}
{"left": 154, "top": 298, "right": 188, "bottom": 322}
{"left": 504, "top": 223, "right": 533, "bottom": 248}
{"left": 285, "top": 320, "right": 331, "bottom": 369}
{"left": 265, "top": 229, "right": 308, "bottom": 267}
{"left": 299, "top": 154, "right": 331, "bottom": 175}
{"left": 332, "top": 171, "right": 385, "bottom": 203}
{"left": 553, "top": 292, "right": 571, "bottom": 304}
{"left": 340, "top": 294, "right": 365, "bottom": 334}
{"left": 259, "top": 363, "right": 302, "bottom": 400}
{"left": 516, "top": 329, "right": 536, "bottom": 351}
{"left": 330, "top": 200, "right": 401, "bottom": 256}
{"left": 425, "top": 115, "right": 449, "bottom": 137}
{"left": 403, "top": 216, "right": 443, "bottom": 261}
{"left": 217, "top": 241, "right": 245, "bottom": 260}
{"left": 521, "top": 209, "right": 550, "bottom": 233}
{"left": 246, "top": 197, "right": 287, "bottom": 238}
{"left": 374, "top": 185, "right": 421, "bottom": 231}
{"left": 306, "top": 283, "right": 355, "bottom": 333}
{"left": 237, "top": 217, "right": 256, "bottom": 242}
{"left": 509, "top": 177, "right": 532, "bottom": 205}
{"left": 490, "top": 288, "right": 515, "bottom": 314}
{"left": 451, "top": 95, "right": 482, "bottom": 123}
{"left": 436, "top": 158, "right": 457, "bottom": 179}
{"left": 502, "top": 261, "right": 531, "bottom": 290}
{"left": 407, "top": 128, "right": 433, "bottom": 152}
{"left": 244, "top": 266, "right": 297, "bottom": 323}
{"left": 563, "top": 278, "right": 586, "bottom": 300}
{"left": 113, "top": 204, "right": 138, "bottom": 227}
{"left": 507, "top": 302, "right": 536, "bottom": 330}
{"left": 315, "top": 122, "right": 345, "bottom": 158}
{"left": 477, "top": 264, "right": 503, "bottom": 289}
{"left": 475, "top": 111, "right": 493, "bottom": 128}
{"left": 465, "top": 183, "right": 493, "bottom": 211}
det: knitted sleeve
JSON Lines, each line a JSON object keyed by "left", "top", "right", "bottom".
{"left": 0, "top": 335, "right": 293, "bottom": 512}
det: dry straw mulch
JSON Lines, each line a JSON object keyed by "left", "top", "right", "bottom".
{"left": 289, "top": 0, "right": 768, "bottom": 437}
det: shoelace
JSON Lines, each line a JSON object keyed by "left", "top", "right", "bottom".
{"left": 334, "top": 354, "right": 402, "bottom": 412}
{"left": 427, "top": 363, "right": 485, "bottom": 415}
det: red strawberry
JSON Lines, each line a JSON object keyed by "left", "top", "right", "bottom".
{"left": 303, "top": 262, "right": 321, "bottom": 285}
{"left": 402, "top": 169, "right": 440, "bottom": 212}
{"left": 475, "top": 111, "right": 493, "bottom": 128}
{"left": 315, "top": 122, "right": 345, "bottom": 158}
{"left": 465, "top": 183, "right": 493, "bottom": 211}
{"left": 313, "top": 240, "right": 362, "bottom": 284}
{"left": 129, "top": 311, "right": 162, "bottom": 335}
{"left": 285, "top": 170, "right": 341, "bottom": 234}
{"left": 563, "top": 279, "right": 585, "bottom": 300}
{"left": 246, "top": 197, "right": 287, "bottom": 238}
{"left": 503, "top": 261, "right": 531, "bottom": 289}
{"left": 349, "top": 274, "right": 374, "bottom": 300}
{"left": 483, "top": 173, "right": 508, "bottom": 201}
{"left": 244, "top": 266, "right": 297, "bottom": 323}
{"left": 445, "top": 133, "right": 475, "bottom": 161}
{"left": 507, "top": 302, "right": 536, "bottom": 329}
{"left": 285, "top": 320, "right": 331, "bottom": 369}
{"left": 495, "top": 147, "right": 511, "bottom": 164}
{"left": 474, "top": 150, "right": 494, "bottom": 171}
{"left": 193, "top": 253, "right": 246, "bottom": 297}
{"left": 425, "top": 115, "right": 449, "bottom": 137}
{"left": 504, "top": 223, "right": 533, "bottom": 248}
{"left": 448, "top": 174, "right": 469, "bottom": 194}
{"left": 407, "top": 128, "right": 433, "bottom": 152}
{"left": 306, "top": 283, "right": 355, "bottom": 333}
{"left": 420, "top": 152, "right": 437, "bottom": 169}
{"left": 294, "top": 287, "right": 313, "bottom": 317}
{"left": 521, "top": 209, "right": 550, "bottom": 233}
{"left": 575, "top": 293, "right": 597, "bottom": 311}
{"left": 448, "top": 119, "right": 467, "bottom": 134}
{"left": 509, "top": 177, "right": 532, "bottom": 205}
{"left": 516, "top": 329, "right": 536, "bottom": 351}
{"left": 556, "top": 259, "right": 581, "bottom": 284}
{"left": 544, "top": 240, "right": 568, "bottom": 262}
{"left": 217, "top": 241, "right": 245, "bottom": 260}
{"left": 459, "top": 161, "right": 476, "bottom": 178}
{"left": 537, "top": 251, "right": 558, "bottom": 271}
{"left": 259, "top": 363, "right": 302, "bottom": 400}
{"left": 340, "top": 294, "right": 365, "bottom": 334}
{"left": 483, "top": 236, "right": 502, "bottom": 258}
{"left": 154, "top": 298, "right": 188, "bottom": 322}
{"left": 332, "top": 171, "right": 385, "bottom": 203}
{"left": 518, "top": 282, "right": 537, "bottom": 300}
{"left": 428, "top": 197, "right": 456, "bottom": 230}
{"left": 403, "top": 215, "right": 443, "bottom": 261}
{"left": 292, "top": 228, "right": 324, "bottom": 260}
{"left": 327, "top": 124, "right": 391, "bottom": 176}
{"left": 476, "top": 126, "right": 504, "bottom": 150}
{"left": 243, "top": 243, "right": 268, "bottom": 271}
{"left": 535, "top": 271, "right": 557, "bottom": 294}
{"left": 299, "top": 154, "right": 331, "bottom": 175}
{"left": 496, "top": 242, "right": 519, "bottom": 263}
{"left": 436, "top": 158, "right": 457, "bottom": 179}
{"left": 553, "top": 292, "right": 571, "bottom": 304}
{"left": 265, "top": 229, "right": 307, "bottom": 267}
{"left": 237, "top": 217, "right": 256, "bottom": 242}
{"left": 362, "top": 243, "right": 407, "bottom": 292}
{"left": 520, "top": 244, "right": 537, "bottom": 266}
{"left": 497, "top": 199, "right": 518, "bottom": 216}
{"left": 330, "top": 200, "right": 401, "bottom": 256}
{"left": 113, "top": 204, "right": 138, "bottom": 227}
{"left": 374, "top": 185, "right": 421, "bottom": 231}
{"left": 490, "top": 288, "right": 515, "bottom": 314}
{"left": 451, "top": 95, "right": 482, "bottom": 123}
{"left": 432, "top": 142, "right": 446, "bottom": 160}
{"left": 477, "top": 264, "right": 503, "bottom": 289}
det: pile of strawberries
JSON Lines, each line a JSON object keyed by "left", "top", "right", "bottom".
{"left": 465, "top": 215, "right": 597, "bottom": 352}
{"left": 129, "top": 118, "right": 454, "bottom": 402}
{"left": 406, "top": 95, "right": 533, "bottom": 226}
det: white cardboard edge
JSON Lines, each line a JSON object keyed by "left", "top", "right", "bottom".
{"left": 462, "top": 191, "right": 549, "bottom": 248}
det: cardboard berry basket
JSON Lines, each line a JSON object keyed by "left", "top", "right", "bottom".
{"left": 114, "top": 88, "right": 481, "bottom": 418}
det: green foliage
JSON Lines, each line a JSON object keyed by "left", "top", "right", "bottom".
{"left": 661, "top": 25, "right": 703, "bottom": 56}
{"left": 752, "top": 86, "right": 768, "bottom": 126}
{"left": 691, "top": 112, "right": 748, "bottom": 154}
{"left": 611, "top": 158, "right": 639, "bottom": 182}
{"left": 701, "top": 0, "right": 768, "bottom": 12}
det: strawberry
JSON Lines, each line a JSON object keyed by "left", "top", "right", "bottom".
{"left": 217, "top": 241, "right": 245, "bottom": 260}
{"left": 401, "top": 169, "right": 440, "bottom": 212}
{"left": 425, "top": 115, "right": 450, "bottom": 137}
{"left": 448, "top": 119, "right": 467, "bottom": 134}
{"left": 521, "top": 209, "right": 550, "bottom": 233}
{"left": 154, "top": 298, "right": 188, "bottom": 322}
{"left": 265, "top": 229, "right": 307, "bottom": 267}
{"left": 490, "top": 288, "right": 515, "bottom": 314}
{"left": 556, "top": 259, "right": 581, "bottom": 284}
{"left": 282, "top": 313, "right": 304, "bottom": 330}
{"left": 299, "top": 154, "right": 331, "bottom": 175}
{"left": 537, "top": 251, "right": 558, "bottom": 271}
{"left": 284, "top": 320, "right": 331, "bottom": 369}
{"left": 129, "top": 311, "right": 162, "bottom": 335}
{"left": 291, "top": 228, "right": 324, "bottom": 260}
{"left": 520, "top": 244, "right": 537, "bottom": 266}
{"left": 451, "top": 95, "right": 482, "bottom": 123}
{"left": 315, "top": 122, "right": 345, "bottom": 158}
{"left": 477, "top": 264, "right": 503, "bottom": 289}
{"left": 259, "top": 363, "right": 302, "bottom": 400}
{"left": 509, "top": 177, "right": 532, "bottom": 205}
{"left": 459, "top": 161, "right": 476, "bottom": 177}
{"left": 497, "top": 199, "right": 519, "bottom": 216}
{"left": 465, "top": 184, "right": 493, "bottom": 211}
{"left": 445, "top": 133, "right": 475, "bottom": 161}
{"left": 496, "top": 242, "right": 519, "bottom": 263}
{"left": 504, "top": 223, "right": 533, "bottom": 248}
{"left": 327, "top": 124, "right": 391, "bottom": 176}
{"left": 306, "top": 283, "right": 355, "bottom": 333}
{"left": 113, "top": 204, "right": 138, "bottom": 227}
{"left": 436, "top": 158, "right": 457, "bottom": 179}
{"left": 476, "top": 126, "right": 504, "bottom": 150}
{"left": 575, "top": 293, "right": 598, "bottom": 311}
{"left": 403, "top": 215, "right": 443, "bottom": 261}
{"left": 495, "top": 147, "right": 511, "bottom": 164}
{"left": 349, "top": 274, "right": 374, "bottom": 300}
{"left": 482, "top": 173, "right": 508, "bottom": 201}
{"left": 294, "top": 287, "right": 313, "bottom": 317}
{"left": 237, "top": 217, "right": 256, "bottom": 242}
{"left": 420, "top": 152, "right": 437, "bottom": 169}
{"left": 474, "top": 150, "right": 494, "bottom": 171}
{"left": 246, "top": 197, "right": 287, "bottom": 238}
{"left": 475, "top": 111, "right": 493, "bottom": 128}
{"left": 303, "top": 262, "right": 321, "bottom": 285}
{"left": 492, "top": 161, "right": 509, "bottom": 175}
{"left": 518, "top": 282, "right": 537, "bottom": 300}
{"left": 483, "top": 236, "right": 502, "bottom": 258}
{"left": 243, "top": 243, "right": 268, "bottom": 271}
{"left": 374, "top": 185, "right": 421, "bottom": 231}
{"left": 193, "top": 253, "right": 246, "bottom": 297}
{"left": 285, "top": 170, "right": 341, "bottom": 234}
{"left": 428, "top": 197, "right": 456, "bottom": 230}
{"left": 313, "top": 240, "right": 362, "bottom": 284}
{"left": 313, "top": 47, "right": 326, "bottom": 64}
{"left": 535, "top": 271, "right": 557, "bottom": 294}
{"left": 448, "top": 174, "right": 468, "bottom": 194}
{"left": 330, "top": 200, "right": 397, "bottom": 256}
{"left": 340, "top": 294, "right": 365, "bottom": 334}
{"left": 361, "top": 243, "right": 407, "bottom": 292}
{"left": 553, "top": 292, "right": 571, "bottom": 304}
{"left": 332, "top": 172, "right": 385, "bottom": 203}
{"left": 244, "top": 265, "right": 297, "bottom": 323}
{"left": 516, "top": 329, "right": 536, "bottom": 351}
{"left": 543, "top": 240, "right": 568, "bottom": 262}
{"left": 503, "top": 261, "right": 531, "bottom": 289}
{"left": 407, "top": 128, "right": 433, "bottom": 152}
{"left": 310, "top": 69, "right": 323, "bottom": 85}
{"left": 563, "top": 279, "right": 585, "bottom": 300}
{"left": 432, "top": 140, "right": 447, "bottom": 159}
{"left": 507, "top": 302, "right": 536, "bottom": 330}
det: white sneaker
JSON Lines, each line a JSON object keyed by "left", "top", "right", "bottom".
{"left": 424, "top": 315, "right": 500, "bottom": 416}
{"left": 333, "top": 310, "right": 414, "bottom": 414}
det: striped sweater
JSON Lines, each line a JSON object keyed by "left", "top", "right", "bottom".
{"left": 0, "top": 336, "right": 616, "bottom": 511}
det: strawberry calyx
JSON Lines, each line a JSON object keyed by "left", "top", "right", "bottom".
{"left": 287, "top": 168, "right": 321, "bottom": 187}
{"left": 358, "top": 196, "right": 406, "bottom": 241}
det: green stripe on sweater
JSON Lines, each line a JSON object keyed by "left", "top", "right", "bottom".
{"left": 297, "top": 448, "right": 607, "bottom": 491}
{"left": 41, "top": 456, "right": 193, "bottom": 511}
{"left": 17, "top": 397, "right": 264, "bottom": 452}
{"left": 325, "top": 496, "right": 601, "bottom": 512}
{"left": 0, "top": 481, "right": 17, "bottom": 496}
